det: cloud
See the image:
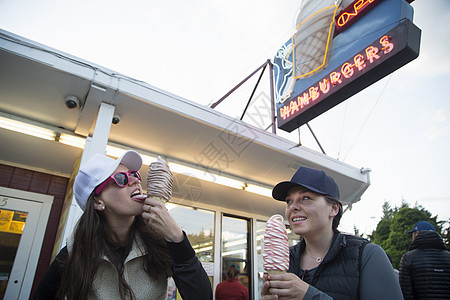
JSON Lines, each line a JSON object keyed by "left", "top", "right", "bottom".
{"left": 408, "top": 0, "right": 450, "bottom": 76}
{"left": 420, "top": 108, "right": 450, "bottom": 141}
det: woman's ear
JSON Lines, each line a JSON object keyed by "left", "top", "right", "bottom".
{"left": 93, "top": 196, "right": 105, "bottom": 211}
{"left": 329, "top": 201, "right": 339, "bottom": 217}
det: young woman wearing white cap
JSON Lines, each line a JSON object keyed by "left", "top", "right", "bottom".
{"left": 261, "top": 167, "right": 403, "bottom": 300}
{"left": 33, "top": 150, "right": 212, "bottom": 300}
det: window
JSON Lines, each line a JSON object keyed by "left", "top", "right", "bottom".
{"left": 166, "top": 204, "right": 215, "bottom": 300}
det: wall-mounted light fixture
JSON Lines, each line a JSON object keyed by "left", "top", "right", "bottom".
{"left": 245, "top": 184, "right": 273, "bottom": 197}
{"left": 0, "top": 115, "right": 56, "bottom": 140}
{"left": 169, "top": 162, "right": 245, "bottom": 190}
{"left": 59, "top": 133, "right": 86, "bottom": 148}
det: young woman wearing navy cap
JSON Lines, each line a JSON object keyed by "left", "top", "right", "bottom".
{"left": 261, "top": 167, "right": 403, "bottom": 300}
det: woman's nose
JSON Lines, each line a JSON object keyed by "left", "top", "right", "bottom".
{"left": 128, "top": 174, "right": 141, "bottom": 185}
{"left": 292, "top": 204, "right": 301, "bottom": 211}
{"left": 291, "top": 199, "right": 302, "bottom": 210}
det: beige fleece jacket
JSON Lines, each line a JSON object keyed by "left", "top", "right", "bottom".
{"left": 67, "top": 234, "right": 168, "bottom": 300}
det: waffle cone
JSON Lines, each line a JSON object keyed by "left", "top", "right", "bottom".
{"left": 267, "top": 270, "right": 286, "bottom": 276}
{"left": 150, "top": 196, "right": 167, "bottom": 204}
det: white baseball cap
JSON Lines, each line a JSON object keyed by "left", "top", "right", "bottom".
{"left": 73, "top": 150, "right": 142, "bottom": 210}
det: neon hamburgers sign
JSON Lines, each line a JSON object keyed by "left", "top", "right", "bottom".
{"left": 273, "top": 0, "right": 420, "bottom": 132}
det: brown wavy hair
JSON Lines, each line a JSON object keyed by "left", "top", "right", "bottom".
{"left": 57, "top": 192, "right": 173, "bottom": 299}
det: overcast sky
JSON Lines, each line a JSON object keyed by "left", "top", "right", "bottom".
{"left": 1, "top": 0, "right": 449, "bottom": 235}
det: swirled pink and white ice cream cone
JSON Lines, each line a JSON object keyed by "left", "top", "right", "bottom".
{"left": 263, "top": 214, "right": 289, "bottom": 274}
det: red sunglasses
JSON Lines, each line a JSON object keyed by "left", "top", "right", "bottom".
{"left": 95, "top": 170, "right": 141, "bottom": 195}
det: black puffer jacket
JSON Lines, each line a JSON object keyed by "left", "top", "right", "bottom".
{"left": 399, "top": 231, "right": 450, "bottom": 299}
{"left": 288, "top": 233, "right": 369, "bottom": 300}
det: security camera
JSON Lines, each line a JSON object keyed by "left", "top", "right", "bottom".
{"left": 112, "top": 115, "right": 121, "bottom": 124}
{"left": 65, "top": 95, "right": 80, "bottom": 109}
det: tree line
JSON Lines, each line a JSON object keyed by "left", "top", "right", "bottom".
{"left": 359, "top": 201, "right": 449, "bottom": 269}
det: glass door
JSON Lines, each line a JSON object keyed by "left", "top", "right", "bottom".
{"left": 221, "top": 214, "right": 251, "bottom": 299}
{"left": 0, "top": 206, "right": 28, "bottom": 299}
{"left": 0, "top": 188, "right": 52, "bottom": 300}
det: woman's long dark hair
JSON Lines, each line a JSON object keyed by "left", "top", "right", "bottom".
{"left": 57, "top": 193, "right": 173, "bottom": 300}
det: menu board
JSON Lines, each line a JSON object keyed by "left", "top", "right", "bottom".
{"left": 0, "top": 209, "right": 27, "bottom": 234}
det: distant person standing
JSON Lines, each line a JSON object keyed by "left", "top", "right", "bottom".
{"left": 399, "top": 221, "right": 450, "bottom": 299}
{"left": 215, "top": 263, "right": 249, "bottom": 300}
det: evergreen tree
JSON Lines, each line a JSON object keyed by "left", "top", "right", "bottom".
{"left": 371, "top": 202, "right": 440, "bottom": 269}
{"left": 372, "top": 218, "right": 391, "bottom": 247}
{"left": 371, "top": 201, "right": 395, "bottom": 246}
{"left": 382, "top": 201, "right": 395, "bottom": 220}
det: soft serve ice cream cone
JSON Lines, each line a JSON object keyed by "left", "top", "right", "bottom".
{"left": 147, "top": 156, "right": 173, "bottom": 204}
{"left": 263, "top": 214, "right": 289, "bottom": 275}
{"left": 267, "top": 270, "right": 287, "bottom": 276}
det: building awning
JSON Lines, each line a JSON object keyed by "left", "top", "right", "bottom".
{"left": 0, "top": 29, "right": 369, "bottom": 217}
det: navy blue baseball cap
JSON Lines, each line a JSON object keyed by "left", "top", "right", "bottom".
{"left": 272, "top": 167, "right": 340, "bottom": 201}
{"left": 407, "top": 221, "right": 436, "bottom": 233}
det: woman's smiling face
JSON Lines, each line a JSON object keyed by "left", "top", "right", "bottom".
{"left": 285, "top": 185, "right": 338, "bottom": 237}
